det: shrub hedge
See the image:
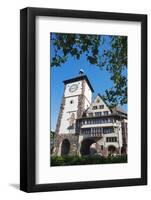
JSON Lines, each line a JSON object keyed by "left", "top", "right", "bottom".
{"left": 51, "top": 155, "right": 127, "bottom": 166}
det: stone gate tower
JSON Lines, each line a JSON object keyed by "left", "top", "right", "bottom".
{"left": 53, "top": 70, "right": 94, "bottom": 156}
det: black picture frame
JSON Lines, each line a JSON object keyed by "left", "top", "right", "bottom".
{"left": 20, "top": 7, "right": 147, "bottom": 192}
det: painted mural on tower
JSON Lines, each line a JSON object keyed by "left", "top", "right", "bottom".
{"left": 50, "top": 32, "right": 127, "bottom": 166}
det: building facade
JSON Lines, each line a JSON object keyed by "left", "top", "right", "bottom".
{"left": 53, "top": 72, "right": 127, "bottom": 157}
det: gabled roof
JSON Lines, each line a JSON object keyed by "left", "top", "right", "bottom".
{"left": 111, "top": 106, "right": 127, "bottom": 115}
{"left": 92, "top": 94, "right": 127, "bottom": 115}
{"left": 63, "top": 74, "right": 94, "bottom": 92}
{"left": 90, "top": 93, "right": 111, "bottom": 112}
{"left": 97, "top": 93, "right": 111, "bottom": 111}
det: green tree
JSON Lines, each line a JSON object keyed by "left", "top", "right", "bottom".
{"left": 50, "top": 131, "right": 55, "bottom": 145}
{"left": 51, "top": 33, "right": 127, "bottom": 106}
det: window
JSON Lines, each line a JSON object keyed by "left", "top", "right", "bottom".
{"left": 104, "top": 119, "right": 107, "bottom": 123}
{"left": 99, "top": 105, "right": 104, "bottom": 109}
{"left": 70, "top": 100, "right": 73, "bottom": 104}
{"left": 103, "top": 127, "right": 114, "bottom": 134}
{"left": 104, "top": 111, "right": 108, "bottom": 115}
{"left": 104, "top": 118, "right": 108, "bottom": 123}
{"left": 95, "top": 112, "right": 102, "bottom": 117}
{"left": 92, "top": 106, "right": 97, "bottom": 110}
{"left": 106, "top": 137, "right": 117, "bottom": 142}
{"left": 99, "top": 119, "right": 102, "bottom": 124}
{"left": 108, "top": 118, "right": 113, "bottom": 123}
{"left": 88, "top": 113, "right": 93, "bottom": 117}
{"left": 91, "top": 127, "right": 102, "bottom": 134}
{"left": 82, "top": 128, "right": 91, "bottom": 134}
{"left": 82, "top": 120, "right": 85, "bottom": 125}
{"left": 96, "top": 119, "right": 99, "bottom": 124}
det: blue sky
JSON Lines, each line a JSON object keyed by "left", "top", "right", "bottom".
{"left": 50, "top": 33, "right": 127, "bottom": 131}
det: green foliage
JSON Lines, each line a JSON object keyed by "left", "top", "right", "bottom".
{"left": 51, "top": 156, "right": 64, "bottom": 166}
{"left": 51, "top": 33, "right": 100, "bottom": 67}
{"left": 100, "top": 36, "right": 127, "bottom": 105}
{"left": 50, "top": 131, "right": 55, "bottom": 142}
{"left": 51, "top": 155, "right": 127, "bottom": 166}
{"left": 51, "top": 33, "right": 127, "bottom": 106}
{"left": 50, "top": 131, "right": 55, "bottom": 151}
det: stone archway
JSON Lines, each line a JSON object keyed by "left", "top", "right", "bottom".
{"left": 61, "top": 139, "right": 70, "bottom": 156}
{"left": 80, "top": 138, "right": 96, "bottom": 156}
{"left": 108, "top": 145, "right": 117, "bottom": 156}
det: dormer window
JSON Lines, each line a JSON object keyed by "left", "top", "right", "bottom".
{"left": 99, "top": 105, "right": 104, "bottom": 109}
{"left": 92, "top": 106, "right": 97, "bottom": 110}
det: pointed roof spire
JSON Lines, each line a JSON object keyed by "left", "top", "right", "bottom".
{"left": 79, "top": 69, "right": 84, "bottom": 75}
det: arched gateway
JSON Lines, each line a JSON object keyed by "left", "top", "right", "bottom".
{"left": 108, "top": 145, "right": 117, "bottom": 156}
{"left": 80, "top": 137, "right": 102, "bottom": 156}
{"left": 61, "top": 139, "right": 70, "bottom": 156}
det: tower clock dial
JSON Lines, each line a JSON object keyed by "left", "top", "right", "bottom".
{"left": 69, "top": 84, "right": 78, "bottom": 93}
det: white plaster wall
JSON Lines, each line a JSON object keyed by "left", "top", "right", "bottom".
{"left": 97, "top": 137, "right": 105, "bottom": 145}
{"left": 83, "top": 82, "right": 92, "bottom": 110}
{"left": 64, "top": 96, "right": 79, "bottom": 111}
{"left": 118, "top": 124, "right": 123, "bottom": 147}
{"left": 79, "top": 135, "right": 84, "bottom": 143}
{"left": 59, "top": 111, "right": 77, "bottom": 134}
{"left": 59, "top": 80, "right": 82, "bottom": 134}
{"left": 114, "top": 122, "right": 123, "bottom": 147}
{"left": 85, "top": 81, "right": 92, "bottom": 102}
{"left": 105, "top": 142, "right": 120, "bottom": 149}
{"left": 103, "top": 133, "right": 119, "bottom": 137}
{"left": 84, "top": 98, "right": 91, "bottom": 110}
{"left": 59, "top": 79, "right": 93, "bottom": 134}
{"left": 59, "top": 96, "right": 78, "bottom": 134}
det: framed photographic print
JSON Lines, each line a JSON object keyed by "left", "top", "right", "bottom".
{"left": 20, "top": 7, "right": 147, "bottom": 192}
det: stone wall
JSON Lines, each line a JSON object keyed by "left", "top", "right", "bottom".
{"left": 53, "top": 134, "right": 79, "bottom": 156}
{"left": 55, "top": 96, "right": 65, "bottom": 134}
{"left": 77, "top": 80, "right": 85, "bottom": 118}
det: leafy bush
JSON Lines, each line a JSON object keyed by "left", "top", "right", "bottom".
{"left": 51, "top": 155, "right": 127, "bottom": 166}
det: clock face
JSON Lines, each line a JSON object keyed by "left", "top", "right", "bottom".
{"left": 69, "top": 84, "right": 78, "bottom": 93}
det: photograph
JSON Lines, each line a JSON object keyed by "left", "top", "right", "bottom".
{"left": 50, "top": 32, "right": 128, "bottom": 166}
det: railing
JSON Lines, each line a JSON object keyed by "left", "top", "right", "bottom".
{"left": 80, "top": 131, "right": 103, "bottom": 137}
{"left": 81, "top": 128, "right": 102, "bottom": 135}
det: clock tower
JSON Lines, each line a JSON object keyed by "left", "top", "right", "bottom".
{"left": 53, "top": 71, "right": 94, "bottom": 156}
